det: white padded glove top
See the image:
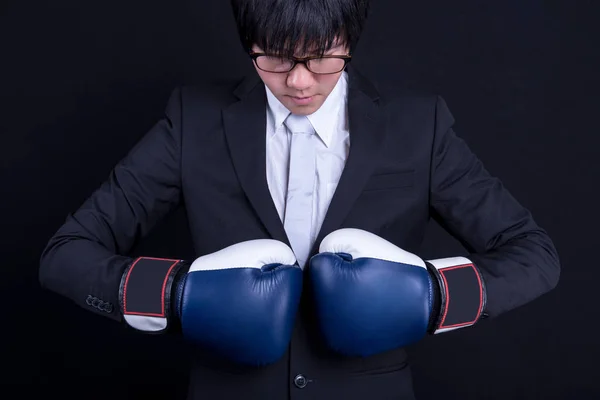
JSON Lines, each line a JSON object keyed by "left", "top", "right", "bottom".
{"left": 189, "top": 239, "right": 297, "bottom": 272}
{"left": 318, "top": 228, "right": 426, "bottom": 269}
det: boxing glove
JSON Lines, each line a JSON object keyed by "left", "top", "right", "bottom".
{"left": 119, "top": 239, "right": 303, "bottom": 366}
{"left": 309, "top": 228, "right": 486, "bottom": 357}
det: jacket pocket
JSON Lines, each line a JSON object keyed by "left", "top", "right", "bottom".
{"left": 350, "top": 361, "right": 409, "bottom": 377}
{"left": 363, "top": 170, "right": 415, "bottom": 192}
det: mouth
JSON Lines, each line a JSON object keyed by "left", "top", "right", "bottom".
{"left": 287, "top": 95, "right": 315, "bottom": 106}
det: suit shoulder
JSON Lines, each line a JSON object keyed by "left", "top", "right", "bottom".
{"left": 368, "top": 79, "right": 454, "bottom": 132}
{"left": 169, "top": 77, "right": 247, "bottom": 109}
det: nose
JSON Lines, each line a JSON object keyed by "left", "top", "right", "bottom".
{"left": 286, "top": 63, "right": 315, "bottom": 91}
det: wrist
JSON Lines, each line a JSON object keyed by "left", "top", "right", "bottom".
{"left": 119, "top": 257, "right": 190, "bottom": 333}
{"left": 170, "top": 261, "right": 191, "bottom": 320}
{"left": 426, "top": 265, "right": 443, "bottom": 333}
{"left": 424, "top": 257, "right": 487, "bottom": 334}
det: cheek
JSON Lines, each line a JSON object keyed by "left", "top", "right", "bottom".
{"left": 318, "top": 73, "right": 343, "bottom": 93}
{"left": 257, "top": 70, "right": 284, "bottom": 92}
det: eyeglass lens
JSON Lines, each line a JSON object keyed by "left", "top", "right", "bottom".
{"left": 255, "top": 56, "right": 346, "bottom": 74}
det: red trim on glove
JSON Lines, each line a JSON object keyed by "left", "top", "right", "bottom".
{"left": 437, "top": 262, "right": 484, "bottom": 330}
{"left": 122, "top": 257, "right": 181, "bottom": 318}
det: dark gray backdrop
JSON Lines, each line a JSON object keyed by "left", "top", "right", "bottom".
{"left": 1, "top": 0, "right": 598, "bottom": 398}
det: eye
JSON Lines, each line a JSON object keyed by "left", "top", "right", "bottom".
{"left": 264, "top": 56, "right": 288, "bottom": 64}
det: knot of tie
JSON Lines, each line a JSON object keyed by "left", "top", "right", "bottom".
{"left": 284, "top": 114, "right": 315, "bottom": 135}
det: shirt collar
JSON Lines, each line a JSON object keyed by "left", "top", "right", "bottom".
{"left": 265, "top": 71, "right": 348, "bottom": 148}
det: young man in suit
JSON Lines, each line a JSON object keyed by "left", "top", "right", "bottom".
{"left": 39, "top": 0, "right": 560, "bottom": 399}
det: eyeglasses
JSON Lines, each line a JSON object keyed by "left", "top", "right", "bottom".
{"left": 249, "top": 52, "right": 352, "bottom": 75}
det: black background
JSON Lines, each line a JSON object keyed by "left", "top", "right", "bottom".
{"left": 1, "top": 0, "right": 598, "bottom": 398}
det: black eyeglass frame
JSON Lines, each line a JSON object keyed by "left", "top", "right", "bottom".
{"left": 249, "top": 52, "right": 352, "bottom": 74}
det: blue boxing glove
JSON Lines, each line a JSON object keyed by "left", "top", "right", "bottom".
{"left": 119, "top": 239, "right": 303, "bottom": 366}
{"left": 309, "top": 228, "right": 486, "bottom": 357}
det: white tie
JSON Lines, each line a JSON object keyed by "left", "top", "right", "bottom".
{"left": 283, "top": 114, "right": 316, "bottom": 269}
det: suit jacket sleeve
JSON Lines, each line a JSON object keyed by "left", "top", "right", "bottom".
{"left": 429, "top": 96, "right": 560, "bottom": 319}
{"left": 39, "top": 87, "right": 184, "bottom": 322}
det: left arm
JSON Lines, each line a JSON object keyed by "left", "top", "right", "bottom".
{"left": 428, "top": 95, "right": 560, "bottom": 326}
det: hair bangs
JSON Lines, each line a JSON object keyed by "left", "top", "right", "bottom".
{"left": 231, "top": 0, "right": 370, "bottom": 57}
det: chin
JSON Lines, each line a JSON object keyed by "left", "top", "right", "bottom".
{"left": 286, "top": 102, "right": 321, "bottom": 116}
{"left": 288, "top": 107, "right": 312, "bottom": 116}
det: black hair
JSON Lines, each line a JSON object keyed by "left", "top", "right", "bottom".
{"left": 230, "top": 0, "right": 371, "bottom": 57}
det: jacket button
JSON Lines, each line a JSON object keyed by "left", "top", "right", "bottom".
{"left": 294, "top": 374, "right": 307, "bottom": 389}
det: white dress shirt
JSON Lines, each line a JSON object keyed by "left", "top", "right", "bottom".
{"left": 264, "top": 71, "right": 350, "bottom": 257}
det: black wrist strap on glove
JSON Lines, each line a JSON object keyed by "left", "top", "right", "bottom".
{"left": 118, "top": 257, "right": 190, "bottom": 334}
{"left": 425, "top": 257, "right": 487, "bottom": 335}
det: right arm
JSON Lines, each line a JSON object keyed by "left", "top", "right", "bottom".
{"left": 39, "top": 87, "right": 184, "bottom": 322}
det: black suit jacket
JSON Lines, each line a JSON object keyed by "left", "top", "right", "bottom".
{"left": 39, "top": 65, "right": 560, "bottom": 399}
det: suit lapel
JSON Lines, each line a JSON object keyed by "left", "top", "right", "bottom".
{"left": 309, "top": 66, "right": 386, "bottom": 255}
{"left": 222, "top": 74, "right": 290, "bottom": 245}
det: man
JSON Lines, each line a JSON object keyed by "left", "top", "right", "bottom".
{"left": 38, "top": 0, "right": 560, "bottom": 399}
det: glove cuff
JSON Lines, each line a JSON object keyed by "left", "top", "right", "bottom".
{"left": 118, "top": 257, "right": 190, "bottom": 334}
{"left": 425, "top": 257, "right": 487, "bottom": 334}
